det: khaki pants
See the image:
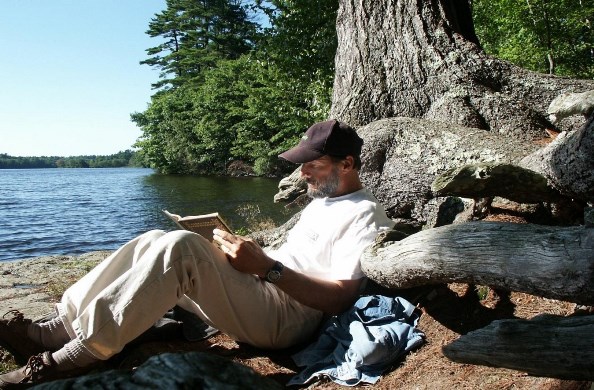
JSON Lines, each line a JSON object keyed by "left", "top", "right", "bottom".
{"left": 55, "top": 230, "right": 323, "bottom": 360}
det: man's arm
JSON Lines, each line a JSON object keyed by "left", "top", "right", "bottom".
{"left": 213, "top": 229, "right": 363, "bottom": 315}
{"left": 275, "top": 268, "right": 362, "bottom": 315}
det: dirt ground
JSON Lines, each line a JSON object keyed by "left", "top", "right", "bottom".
{"left": 1, "top": 252, "right": 593, "bottom": 389}
{"left": 100, "top": 282, "right": 592, "bottom": 389}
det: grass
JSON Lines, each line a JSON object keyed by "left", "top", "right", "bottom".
{"left": 234, "top": 203, "right": 279, "bottom": 234}
{"left": 475, "top": 285, "right": 490, "bottom": 300}
{"left": 44, "top": 259, "right": 101, "bottom": 301}
{"left": 59, "top": 259, "right": 100, "bottom": 273}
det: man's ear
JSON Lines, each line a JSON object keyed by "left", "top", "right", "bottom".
{"left": 342, "top": 156, "right": 355, "bottom": 172}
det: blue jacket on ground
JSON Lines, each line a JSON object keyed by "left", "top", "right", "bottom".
{"left": 288, "top": 295, "right": 425, "bottom": 386}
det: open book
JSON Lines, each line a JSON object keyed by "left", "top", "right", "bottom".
{"left": 162, "top": 210, "right": 233, "bottom": 242}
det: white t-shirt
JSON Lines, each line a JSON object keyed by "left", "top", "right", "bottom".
{"left": 268, "top": 188, "right": 394, "bottom": 281}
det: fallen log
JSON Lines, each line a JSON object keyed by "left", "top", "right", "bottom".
{"left": 361, "top": 221, "right": 594, "bottom": 305}
{"left": 442, "top": 314, "right": 594, "bottom": 380}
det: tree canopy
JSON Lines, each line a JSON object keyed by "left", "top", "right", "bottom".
{"left": 132, "top": 0, "right": 337, "bottom": 175}
{"left": 132, "top": 0, "right": 593, "bottom": 176}
{"left": 473, "top": 0, "right": 594, "bottom": 78}
{"left": 141, "top": 0, "right": 259, "bottom": 90}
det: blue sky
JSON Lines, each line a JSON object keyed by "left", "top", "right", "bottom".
{"left": 0, "top": 0, "right": 166, "bottom": 157}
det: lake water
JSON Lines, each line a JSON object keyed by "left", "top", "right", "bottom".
{"left": 0, "top": 168, "right": 293, "bottom": 262}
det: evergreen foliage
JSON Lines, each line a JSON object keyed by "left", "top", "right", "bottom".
{"left": 133, "top": 0, "right": 592, "bottom": 176}
{"left": 133, "top": 0, "right": 338, "bottom": 175}
{"left": 141, "top": 0, "right": 259, "bottom": 90}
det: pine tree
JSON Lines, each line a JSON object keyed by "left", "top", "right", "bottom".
{"left": 141, "top": 0, "right": 259, "bottom": 90}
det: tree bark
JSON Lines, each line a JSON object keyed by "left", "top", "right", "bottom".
{"left": 442, "top": 315, "right": 594, "bottom": 380}
{"left": 520, "top": 113, "right": 594, "bottom": 203}
{"left": 357, "top": 117, "right": 538, "bottom": 221}
{"left": 331, "top": 0, "right": 594, "bottom": 139}
{"left": 273, "top": 167, "right": 306, "bottom": 203}
{"left": 361, "top": 221, "right": 594, "bottom": 305}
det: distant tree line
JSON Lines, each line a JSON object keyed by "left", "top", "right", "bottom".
{"left": 0, "top": 150, "right": 145, "bottom": 169}
{"left": 132, "top": 0, "right": 593, "bottom": 176}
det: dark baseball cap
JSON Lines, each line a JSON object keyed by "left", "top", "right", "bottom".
{"left": 278, "top": 119, "right": 363, "bottom": 164}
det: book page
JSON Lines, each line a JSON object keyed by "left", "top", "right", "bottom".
{"left": 162, "top": 210, "right": 184, "bottom": 230}
{"left": 162, "top": 210, "right": 232, "bottom": 242}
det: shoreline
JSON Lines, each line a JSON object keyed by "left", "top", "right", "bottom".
{"left": 0, "top": 251, "right": 112, "bottom": 319}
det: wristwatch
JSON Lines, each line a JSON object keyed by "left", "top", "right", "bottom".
{"left": 264, "top": 261, "right": 284, "bottom": 283}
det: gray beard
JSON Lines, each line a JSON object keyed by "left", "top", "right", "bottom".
{"left": 307, "top": 169, "right": 340, "bottom": 199}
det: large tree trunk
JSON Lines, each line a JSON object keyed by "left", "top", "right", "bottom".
{"left": 331, "top": 0, "right": 594, "bottom": 139}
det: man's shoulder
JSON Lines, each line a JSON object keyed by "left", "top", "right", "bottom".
{"left": 320, "top": 189, "right": 392, "bottom": 222}
{"left": 340, "top": 188, "right": 384, "bottom": 210}
{"left": 326, "top": 188, "right": 377, "bottom": 203}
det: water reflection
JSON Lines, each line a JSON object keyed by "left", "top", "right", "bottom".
{"left": 142, "top": 173, "right": 292, "bottom": 232}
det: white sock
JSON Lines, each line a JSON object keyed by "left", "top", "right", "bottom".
{"left": 27, "top": 317, "right": 71, "bottom": 350}
{"left": 51, "top": 338, "right": 98, "bottom": 371}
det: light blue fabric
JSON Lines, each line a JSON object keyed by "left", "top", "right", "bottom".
{"left": 288, "top": 295, "right": 425, "bottom": 386}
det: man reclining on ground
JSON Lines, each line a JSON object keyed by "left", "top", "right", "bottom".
{"left": 0, "top": 119, "right": 394, "bottom": 388}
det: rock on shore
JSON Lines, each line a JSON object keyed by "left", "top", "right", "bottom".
{"left": 0, "top": 251, "right": 111, "bottom": 319}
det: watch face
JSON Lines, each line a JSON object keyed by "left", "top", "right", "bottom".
{"left": 265, "top": 261, "right": 284, "bottom": 283}
{"left": 267, "top": 270, "right": 281, "bottom": 283}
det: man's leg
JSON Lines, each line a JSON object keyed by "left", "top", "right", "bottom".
{"left": 58, "top": 229, "right": 322, "bottom": 359}
{"left": 55, "top": 229, "right": 217, "bottom": 360}
{"left": 2, "top": 229, "right": 323, "bottom": 386}
{"left": 55, "top": 228, "right": 168, "bottom": 326}
{"left": 176, "top": 253, "right": 324, "bottom": 349}
{"left": 1, "top": 230, "right": 168, "bottom": 360}
{"left": 24, "top": 230, "right": 166, "bottom": 353}
{"left": 1, "top": 230, "right": 173, "bottom": 387}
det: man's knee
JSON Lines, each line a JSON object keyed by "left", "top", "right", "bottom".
{"left": 138, "top": 229, "right": 167, "bottom": 242}
{"left": 131, "top": 230, "right": 167, "bottom": 261}
{"left": 161, "top": 229, "right": 203, "bottom": 243}
{"left": 157, "top": 230, "right": 213, "bottom": 256}
{"left": 139, "top": 230, "right": 207, "bottom": 246}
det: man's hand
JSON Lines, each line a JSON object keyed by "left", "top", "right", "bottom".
{"left": 212, "top": 229, "right": 274, "bottom": 277}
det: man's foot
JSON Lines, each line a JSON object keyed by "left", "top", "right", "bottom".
{"left": 0, "top": 311, "right": 45, "bottom": 365}
{"left": 0, "top": 351, "right": 74, "bottom": 389}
